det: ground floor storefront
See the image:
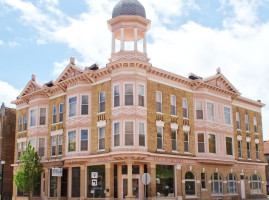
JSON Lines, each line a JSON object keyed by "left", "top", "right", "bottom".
{"left": 12, "top": 153, "right": 267, "bottom": 200}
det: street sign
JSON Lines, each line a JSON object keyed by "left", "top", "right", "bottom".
{"left": 92, "top": 179, "right": 97, "bottom": 186}
{"left": 52, "top": 168, "right": 62, "bottom": 177}
{"left": 91, "top": 172, "right": 98, "bottom": 179}
{"left": 142, "top": 173, "right": 151, "bottom": 185}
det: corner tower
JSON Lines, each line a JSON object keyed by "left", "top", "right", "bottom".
{"left": 107, "top": 0, "right": 151, "bottom": 63}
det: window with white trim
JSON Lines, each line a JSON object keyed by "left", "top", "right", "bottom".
{"left": 207, "top": 102, "right": 214, "bottom": 121}
{"left": 227, "top": 173, "right": 237, "bottom": 194}
{"left": 125, "top": 84, "right": 133, "bottom": 106}
{"left": 22, "top": 141, "right": 26, "bottom": 155}
{"left": 139, "top": 122, "right": 145, "bottom": 147}
{"left": 170, "top": 95, "right": 176, "bottom": 116}
{"left": 254, "top": 117, "right": 258, "bottom": 133}
{"left": 98, "top": 127, "right": 105, "bottom": 150}
{"left": 138, "top": 85, "right": 145, "bottom": 107}
{"left": 172, "top": 130, "right": 177, "bottom": 151}
{"left": 197, "top": 133, "right": 205, "bottom": 153}
{"left": 23, "top": 114, "right": 27, "bottom": 131}
{"left": 17, "top": 143, "right": 21, "bottom": 160}
{"left": 209, "top": 134, "right": 216, "bottom": 154}
{"left": 68, "top": 131, "right": 76, "bottom": 152}
{"left": 256, "top": 144, "right": 260, "bottom": 160}
{"left": 201, "top": 173, "right": 206, "bottom": 189}
{"left": 247, "top": 142, "right": 251, "bottom": 159}
{"left": 238, "top": 140, "right": 242, "bottom": 158}
{"left": 114, "top": 85, "right": 120, "bottom": 107}
{"left": 250, "top": 174, "right": 262, "bottom": 194}
{"left": 19, "top": 116, "right": 23, "bottom": 132}
{"left": 245, "top": 115, "right": 249, "bottom": 131}
{"left": 39, "top": 108, "right": 46, "bottom": 125}
{"left": 114, "top": 122, "right": 120, "bottom": 147}
{"left": 29, "top": 138, "right": 35, "bottom": 149}
{"left": 52, "top": 105, "right": 57, "bottom": 124}
{"left": 38, "top": 138, "right": 45, "bottom": 157}
{"left": 156, "top": 92, "right": 162, "bottom": 113}
{"left": 59, "top": 104, "right": 63, "bottom": 122}
{"left": 125, "top": 122, "right": 134, "bottom": 146}
{"left": 80, "top": 129, "right": 88, "bottom": 151}
{"left": 224, "top": 107, "right": 231, "bottom": 124}
{"left": 184, "top": 132, "right": 189, "bottom": 152}
{"left": 99, "top": 92, "right": 105, "bottom": 113}
{"left": 196, "top": 100, "right": 203, "bottom": 120}
{"left": 69, "top": 97, "right": 77, "bottom": 117}
{"left": 30, "top": 109, "right": 37, "bottom": 127}
{"left": 81, "top": 95, "right": 89, "bottom": 115}
{"left": 185, "top": 172, "right": 196, "bottom": 195}
{"left": 236, "top": 112, "right": 240, "bottom": 129}
{"left": 211, "top": 173, "right": 223, "bottom": 194}
{"left": 58, "top": 135, "right": 62, "bottom": 155}
{"left": 157, "top": 127, "right": 163, "bottom": 149}
{"left": 51, "top": 136, "right": 56, "bottom": 156}
{"left": 182, "top": 98, "right": 188, "bottom": 118}
{"left": 226, "top": 137, "right": 233, "bottom": 156}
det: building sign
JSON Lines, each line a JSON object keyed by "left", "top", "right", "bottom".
{"left": 91, "top": 172, "right": 98, "bottom": 179}
{"left": 52, "top": 168, "right": 62, "bottom": 177}
{"left": 92, "top": 179, "right": 97, "bottom": 186}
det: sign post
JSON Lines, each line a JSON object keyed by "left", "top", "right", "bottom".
{"left": 142, "top": 173, "right": 151, "bottom": 199}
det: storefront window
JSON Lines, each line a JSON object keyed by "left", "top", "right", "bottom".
{"left": 87, "top": 165, "right": 105, "bottom": 198}
{"left": 250, "top": 174, "right": 262, "bottom": 194}
{"left": 156, "top": 165, "right": 174, "bottom": 197}
{"left": 61, "top": 169, "right": 68, "bottom": 197}
{"left": 50, "top": 169, "right": 57, "bottom": 197}
{"left": 211, "top": 173, "right": 223, "bottom": 194}
{"left": 72, "top": 167, "right": 80, "bottom": 197}
{"left": 185, "top": 172, "right": 196, "bottom": 195}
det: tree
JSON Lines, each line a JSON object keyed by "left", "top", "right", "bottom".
{"left": 15, "top": 143, "right": 44, "bottom": 200}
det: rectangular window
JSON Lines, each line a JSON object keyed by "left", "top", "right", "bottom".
{"left": 22, "top": 142, "right": 26, "bottom": 155}
{"left": 172, "top": 130, "right": 177, "bottom": 151}
{"left": 59, "top": 104, "right": 63, "bottom": 122}
{"left": 52, "top": 105, "right": 57, "bottom": 124}
{"left": 201, "top": 173, "right": 206, "bottom": 189}
{"left": 247, "top": 142, "right": 251, "bottom": 159}
{"left": 209, "top": 134, "right": 216, "bottom": 154}
{"left": 198, "top": 133, "right": 205, "bottom": 153}
{"left": 254, "top": 117, "right": 258, "bottom": 133}
{"left": 98, "top": 127, "right": 105, "bottom": 150}
{"left": 68, "top": 131, "right": 76, "bottom": 152}
{"left": 138, "top": 85, "right": 145, "bottom": 107}
{"left": 139, "top": 122, "right": 145, "bottom": 146}
{"left": 50, "top": 169, "right": 57, "bottom": 197}
{"left": 182, "top": 98, "right": 188, "bottom": 118}
{"left": 72, "top": 167, "right": 80, "bottom": 197}
{"left": 256, "top": 144, "right": 260, "bottom": 160}
{"left": 157, "top": 127, "right": 163, "bottom": 149}
{"left": 51, "top": 136, "right": 56, "bottom": 156}
{"left": 38, "top": 138, "right": 45, "bottom": 157}
{"left": 170, "top": 95, "right": 176, "bottom": 116}
{"left": 29, "top": 138, "right": 35, "bottom": 149}
{"left": 125, "top": 84, "right": 133, "bottom": 106}
{"left": 17, "top": 143, "right": 21, "bottom": 160}
{"left": 23, "top": 114, "right": 27, "bottom": 131}
{"left": 114, "top": 122, "right": 120, "bottom": 147}
{"left": 125, "top": 122, "right": 134, "bottom": 146}
{"left": 81, "top": 95, "right": 89, "bottom": 115}
{"left": 156, "top": 92, "right": 162, "bottom": 113}
{"left": 58, "top": 135, "right": 62, "bottom": 155}
{"left": 196, "top": 100, "right": 204, "bottom": 120}
{"left": 236, "top": 112, "right": 240, "bottom": 129}
{"left": 39, "top": 108, "right": 46, "bottom": 125}
{"left": 99, "top": 92, "right": 105, "bottom": 113}
{"left": 87, "top": 165, "right": 106, "bottom": 198}
{"left": 238, "top": 141, "right": 242, "bottom": 158}
{"left": 156, "top": 165, "right": 174, "bottom": 197}
{"left": 184, "top": 132, "right": 189, "bottom": 152}
{"left": 69, "top": 97, "right": 77, "bottom": 117}
{"left": 245, "top": 115, "right": 249, "bottom": 131}
{"left": 80, "top": 129, "right": 88, "bottom": 151}
{"left": 61, "top": 169, "right": 68, "bottom": 197}
{"left": 224, "top": 107, "right": 231, "bottom": 124}
{"left": 114, "top": 85, "right": 120, "bottom": 107}
{"left": 207, "top": 102, "right": 215, "bottom": 121}
{"left": 30, "top": 109, "right": 37, "bottom": 127}
{"left": 19, "top": 116, "right": 23, "bottom": 132}
{"left": 226, "top": 137, "right": 233, "bottom": 155}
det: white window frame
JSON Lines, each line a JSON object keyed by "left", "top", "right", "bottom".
{"left": 197, "top": 133, "right": 205, "bottom": 153}
{"left": 157, "top": 127, "right": 163, "bottom": 150}
{"left": 254, "top": 117, "right": 258, "bottom": 133}
{"left": 68, "top": 96, "right": 78, "bottom": 117}
{"left": 80, "top": 129, "right": 89, "bottom": 151}
{"left": 124, "top": 121, "right": 134, "bottom": 146}
{"left": 245, "top": 115, "right": 249, "bottom": 132}
{"left": 29, "top": 108, "right": 37, "bottom": 127}
{"left": 236, "top": 112, "right": 240, "bottom": 130}
{"left": 170, "top": 95, "right": 176, "bottom": 116}
{"left": 113, "top": 121, "right": 120, "bottom": 147}
{"left": 224, "top": 106, "right": 231, "bottom": 125}
{"left": 19, "top": 115, "right": 23, "bottom": 132}
{"left": 99, "top": 91, "right": 106, "bottom": 113}
{"left": 184, "top": 132, "right": 189, "bottom": 153}
{"left": 59, "top": 103, "right": 64, "bottom": 123}
{"left": 81, "top": 94, "right": 89, "bottom": 115}
{"left": 247, "top": 142, "right": 251, "bottom": 159}
{"left": 182, "top": 98, "right": 188, "bottom": 118}
{"left": 139, "top": 122, "right": 146, "bottom": 147}
{"left": 227, "top": 173, "right": 237, "bottom": 194}
{"left": 156, "top": 91, "right": 162, "bottom": 113}
{"left": 52, "top": 105, "right": 57, "bottom": 124}
{"left": 38, "top": 137, "right": 46, "bottom": 157}
{"left": 195, "top": 100, "right": 204, "bottom": 120}
{"left": 238, "top": 140, "right": 242, "bottom": 158}
{"left": 113, "top": 84, "right": 120, "bottom": 108}
{"left": 28, "top": 138, "right": 36, "bottom": 149}
{"left": 256, "top": 143, "right": 260, "bottom": 160}
{"left": 208, "top": 133, "right": 216, "bottom": 154}
{"left": 250, "top": 174, "right": 263, "bottom": 194}
{"left": 225, "top": 136, "right": 233, "bottom": 156}
{"left": 98, "top": 127, "right": 105, "bottom": 150}
{"left": 138, "top": 84, "right": 145, "bottom": 107}
{"left": 207, "top": 102, "right": 215, "bottom": 121}
{"left": 67, "top": 130, "right": 77, "bottom": 152}
{"left": 171, "top": 129, "right": 177, "bottom": 151}
{"left": 23, "top": 114, "right": 27, "bottom": 131}
{"left": 39, "top": 107, "right": 47, "bottom": 126}
{"left": 124, "top": 83, "right": 134, "bottom": 106}
{"left": 51, "top": 136, "right": 56, "bottom": 156}
{"left": 58, "top": 135, "right": 62, "bottom": 155}
{"left": 211, "top": 173, "right": 223, "bottom": 194}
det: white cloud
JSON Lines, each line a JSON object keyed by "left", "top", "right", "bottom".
{"left": 53, "top": 60, "right": 69, "bottom": 76}
{"left": 0, "top": 81, "right": 20, "bottom": 108}
{"left": 6, "top": 26, "right": 12, "bottom": 31}
{"left": 0, "top": 40, "right": 3, "bottom": 45}
{"left": 8, "top": 41, "right": 19, "bottom": 47}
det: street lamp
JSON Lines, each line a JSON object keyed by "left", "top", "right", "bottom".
{"left": 0, "top": 160, "right": 5, "bottom": 200}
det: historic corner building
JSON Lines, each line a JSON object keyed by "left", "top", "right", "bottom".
{"left": 12, "top": 0, "right": 266, "bottom": 200}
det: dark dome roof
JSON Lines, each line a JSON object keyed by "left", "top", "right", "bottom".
{"left": 112, "top": 0, "right": 146, "bottom": 18}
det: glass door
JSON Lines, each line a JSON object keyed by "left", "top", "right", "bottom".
{"left": 122, "top": 178, "right": 139, "bottom": 199}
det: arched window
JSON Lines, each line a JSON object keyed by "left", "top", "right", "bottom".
{"left": 227, "top": 173, "right": 237, "bottom": 194}
{"left": 250, "top": 174, "right": 262, "bottom": 194}
{"left": 185, "top": 172, "right": 196, "bottom": 195}
{"left": 211, "top": 173, "right": 223, "bottom": 194}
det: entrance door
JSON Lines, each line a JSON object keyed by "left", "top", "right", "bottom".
{"left": 123, "top": 179, "right": 139, "bottom": 199}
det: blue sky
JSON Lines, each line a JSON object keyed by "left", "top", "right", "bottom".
{"left": 1, "top": 0, "right": 269, "bottom": 138}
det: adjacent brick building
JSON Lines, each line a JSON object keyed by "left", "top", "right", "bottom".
{"left": 0, "top": 103, "right": 16, "bottom": 199}
{"left": 12, "top": 0, "right": 266, "bottom": 200}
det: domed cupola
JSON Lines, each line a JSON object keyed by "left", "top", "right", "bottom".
{"left": 112, "top": 0, "right": 146, "bottom": 18}
{"left": 108, "top": 0, "right": 151, "bottom": 63}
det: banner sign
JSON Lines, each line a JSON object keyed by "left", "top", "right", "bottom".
{"left": 52, "top": 168, "right": 62, "bottom": 177}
